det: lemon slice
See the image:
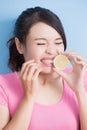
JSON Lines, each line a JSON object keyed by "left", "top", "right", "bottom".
{"left": 53, "top": 55, "right": 69, "bottom": 70}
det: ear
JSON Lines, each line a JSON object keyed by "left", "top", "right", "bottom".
{"left": 15, "top": 37, "right": 24, "bottom": 54}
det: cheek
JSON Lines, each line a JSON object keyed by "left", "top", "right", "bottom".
{"left": 23, "top": 48, "right": 33, "bottom": 61}
{"left": 56, "top": 45, "right": 64, "bottom": 53}
{"left": 24, "top": 48, "right": 43, "bottom": 62}
{"left": 61, "top": 47, "right": 64, "bottom": 52}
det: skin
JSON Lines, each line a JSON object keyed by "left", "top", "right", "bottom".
{"left": 16, "top": 22, "right": 65, "bottom": 104}
{"left": 0, "top": 22, "right": 87, "bottom": 130}
{"left": 53, "top": 52, "right": 87, "bottom": 130}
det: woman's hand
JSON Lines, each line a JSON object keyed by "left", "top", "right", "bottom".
{"left": 18, "top": 60, "right": 42, "bottom": 100}
{"left": 53, "top": 52, "right": 87, "bottom": 93}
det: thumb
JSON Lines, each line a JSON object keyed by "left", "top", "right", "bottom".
{"left": 53, "top": 68, "right": 67, "bottom": 80}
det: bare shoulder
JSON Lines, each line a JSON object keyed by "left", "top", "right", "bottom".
{"left": 0, "top": 104, "right": 10, "bottom": 129}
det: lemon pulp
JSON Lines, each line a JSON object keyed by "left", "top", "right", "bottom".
{"left": 53, "top": 55, "right": 69, "bottom": 70}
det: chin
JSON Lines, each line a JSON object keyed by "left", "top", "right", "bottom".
{"left": 41, "top": 68, "right": 53, "bottom": 74}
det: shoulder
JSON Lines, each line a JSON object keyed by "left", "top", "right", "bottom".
{"left": 0, "top": 72, "right": 17, "bottom": 85}
{"left": 0, "top": 72, "right": 17, "bottom": 79}
{"left": 0, "top": 72, "right": 23, "bottom": 115}
{"left": 0, "top": 71, "right": 23, "bottom": 101}
{"left": 0, "top": 72, "right": 20, "bottom": 94}
{"left": 0, "top": 72, "right": 17, "bottom": 106}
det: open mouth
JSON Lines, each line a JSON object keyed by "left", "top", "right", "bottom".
{"left": 40, "top": 58, "right": 54, "bottom": 67}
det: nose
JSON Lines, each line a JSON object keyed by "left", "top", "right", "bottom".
{"left": 45, "top": 45, "right": 62, "bottom": 55}
{"left": 45, "top": 45, "right": 56, "bottom": 55}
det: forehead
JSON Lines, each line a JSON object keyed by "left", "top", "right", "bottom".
{"left": 28, "top": 22, "right": 62, "bottom": 40}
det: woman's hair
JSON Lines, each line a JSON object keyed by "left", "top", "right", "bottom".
{"left": 8, "top": 6, "right": 67, "bottom": 71}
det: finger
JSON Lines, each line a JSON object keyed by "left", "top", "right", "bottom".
{"left": 19, "top": 63, "right": 29, "bottom": 79}
{"left": 53, "top": 68, "right": 67, "bottom": 80}
{"left": 20, "top": 59, "right": 35, "bottom": 75}
{"left": 65, "top": 53, "right": 75, "bottom": 67}
{"left": 33, "top": 68, "right": 42, "bottom": 79}
{"left": 66, "top": 52, "right": 84, "bottom": 61}
{"left": 75, "top": 60, "right": 87, "bottom": 67}
{"left": 27, "top": 65, "right": 39, "bottom": 80}
{"left": 21, "top": 64, "right": 38, "bottom": 81}
{"left": 20, "top": 61, "right": 38, "bottom": 77}
{"left": 65, "top": 52, "right": 85, "bottom": 68}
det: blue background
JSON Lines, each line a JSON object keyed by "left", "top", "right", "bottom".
{"left": 0, "top": 0, "right": 87, "bottom": 74}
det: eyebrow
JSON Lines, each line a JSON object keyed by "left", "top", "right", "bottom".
{"left": 34, "top": 37, "right": 62, "bottom": 41}
{"left": 55, "top": 38, "right": 62, "bottom": 41}
{"left": 34, "top": 38, "right": 47, "bottom": 41}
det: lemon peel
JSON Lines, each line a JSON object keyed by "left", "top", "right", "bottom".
{"left": 53, "top": 55, "right": 69, "bottom": 70}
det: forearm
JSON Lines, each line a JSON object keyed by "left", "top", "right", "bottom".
{"left": 2, "top": 97, "right": 34, "bottom": 130}
{"left": 76, "top": 90, "right": 87, "bottom": 130}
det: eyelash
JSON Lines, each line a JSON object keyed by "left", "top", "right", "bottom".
{"left": 37, "top": 43, "right": 45, "bottom": 45}
{"left": 36, "top": 42, "right": 63, "bottom": 45}
{"left": 55, "top": 42, "right": 63, "bottom": 45}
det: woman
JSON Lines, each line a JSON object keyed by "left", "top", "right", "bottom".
{"left": 0, "top": 6, "right": 87, "bottom": 130}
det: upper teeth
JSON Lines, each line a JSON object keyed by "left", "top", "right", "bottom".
{"left": 41, "top": 60, "right": 53, "bottom": 64}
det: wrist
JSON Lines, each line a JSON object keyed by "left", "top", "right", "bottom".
{"left": 75, "top": 88, "right": 87, "bottom": 98}
{"left": 23, "top": 94, "right": 35, "bottom": 104}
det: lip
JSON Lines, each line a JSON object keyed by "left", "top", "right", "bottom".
{"left": 41, "top": 57, "right": 54, "bottom": 60}
{"left": 40, "top": 57, "right": 54, "bottom": 67}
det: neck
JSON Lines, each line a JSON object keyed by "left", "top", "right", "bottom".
{"left": 38, "top": 72, "right": 61, "bottom": 87}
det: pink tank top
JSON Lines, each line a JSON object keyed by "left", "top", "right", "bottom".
{"left": 0, "top": 70, "right": 87, "bottom": 130}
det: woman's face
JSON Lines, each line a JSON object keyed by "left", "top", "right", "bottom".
{"left": 21, "top": 22, "right": 64, "bottom": 73}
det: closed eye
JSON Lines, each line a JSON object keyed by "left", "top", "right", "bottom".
{"left": 37, "top": 43, "right": 46, "bottom": 45}
{"left": 55, "top": 42, "right": 63, "bottom": 45}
